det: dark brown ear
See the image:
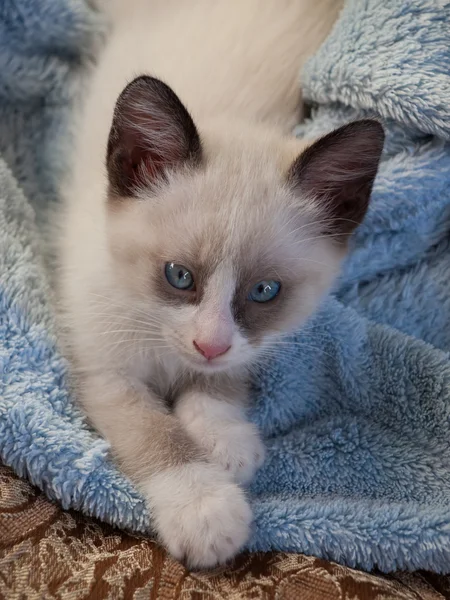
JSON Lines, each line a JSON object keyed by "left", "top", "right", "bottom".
{"left": 288, "top": 120, "right": 385, "bottom": 237}
{"left": 106, "top": 76, "right": 202, "bottom": 197}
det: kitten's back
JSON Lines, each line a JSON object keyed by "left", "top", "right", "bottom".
{"left": 99, "top": 0, "right": 341, "bottom": 129}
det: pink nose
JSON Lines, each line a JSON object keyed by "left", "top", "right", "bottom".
{"left": 193, "top": 340, "right": 231, "bottom": 360}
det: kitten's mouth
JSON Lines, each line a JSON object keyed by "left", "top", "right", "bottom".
{"left": 180, "top": 352, "right": 234, "bottom": 374}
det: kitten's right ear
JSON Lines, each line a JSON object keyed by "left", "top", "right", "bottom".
{"left": 106, "top": 76, "right": 202, "bottom": 198}
{"left": 287, "top": 120, "right": 384, "bottom": 238}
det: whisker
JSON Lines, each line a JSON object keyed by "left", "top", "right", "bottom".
{"left": 268, "top": 336, "right": 334, "bottom": 345}
{"left": 254, "top": 349, "right": 341, "bottom": 380}
{"left": 124, "top": 345, "right": 172, "bottom": 365}
{"left": 85, "top": 311, "right": 163, "bottom": 329}
{"left": 257, "top": 341, "right": 340, "bottom": 362}
{"left": 296, "top": 257, "right": 339, "bottom": 268}
{"left": 106, "top": 337, "right": 167, "bottom": 348}
{"left": 293, "top": 232, "right": 350, "bottom": 245}
{"left": 287, "top": 216, "right": 361, "bottom": 237}
{"left": 89, "top": 293, "right": 161, "bottom": 321}
{"left": 254, "top": 358, "right": 340, "bottom": 381}
{"left": 261, "top": 344, "right": 337, "bottom": 362}
{"left": 98, "top": 329, "right": 163, "bottom": 336}
{"left": 113, "top": 343, "right": 172, "bottom": 363}
{"left": 86, "top": 304, "right": 164, "bottom": 322}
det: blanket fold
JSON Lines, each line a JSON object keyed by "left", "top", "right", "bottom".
{"left": 1, "top": 0, "right": 450, "bottom": 573}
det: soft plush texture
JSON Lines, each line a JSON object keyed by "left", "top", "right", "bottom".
{"left": 1, "top": 0, "right": 450, "bottom": 574}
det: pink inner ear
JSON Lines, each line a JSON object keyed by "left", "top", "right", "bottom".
{"left": 288, "top": 120, "right": 384, "bottom": 235}
{"left": 128, "top": 146, "right": 162, "bottom": 186}
{"left": 107, "top": 76, "right": 202, "bottom": 197}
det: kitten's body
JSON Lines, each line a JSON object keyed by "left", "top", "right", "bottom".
{"left": 58, "top": 0, "right": 383, "bottom": 568}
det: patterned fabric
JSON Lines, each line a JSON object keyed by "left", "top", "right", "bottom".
{"left": 1, "top": 464, "right": 449, "bottom": 600}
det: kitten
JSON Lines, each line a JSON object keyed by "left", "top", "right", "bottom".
{"left": 57, "top": 0, "right": 383, "bottom": 568}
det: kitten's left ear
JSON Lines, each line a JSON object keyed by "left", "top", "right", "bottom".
{"left": 288, "top": 120, "right": 384, "bottom": 237}
{"left": 107, "top": 76, "right": 202, "bottom": 198}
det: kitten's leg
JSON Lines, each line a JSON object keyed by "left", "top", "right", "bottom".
{"left": 81, "top": 373, "right": 252, "bottom": 568}
{"left": 175, "top": 387, "right": 265, "bottom": 485}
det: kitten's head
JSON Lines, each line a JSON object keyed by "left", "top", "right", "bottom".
{"left": 105, "top": 76, "right": 384, "bottom": 374}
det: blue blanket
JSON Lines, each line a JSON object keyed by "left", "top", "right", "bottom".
{"left": 1, "top": 0, "right": 450, "bottom": 573}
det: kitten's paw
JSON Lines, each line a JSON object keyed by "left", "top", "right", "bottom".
{"left": 177, "top": 399, "right": 265, "bottom": 484}
{"left": 206, "top": 421, "right": 265, "bottom": 484}
{"left": 144, "top": 463, "right": 252, "bottom": 569}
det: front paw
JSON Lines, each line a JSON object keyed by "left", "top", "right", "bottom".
{"left": 144, "top": 463, "right": 252, "bottom": 569}
{"left": 206, "top": 421, "right": 265, "bottom": 484}
{"left": 177, "top": 401, "right": 265, "bottom": 484}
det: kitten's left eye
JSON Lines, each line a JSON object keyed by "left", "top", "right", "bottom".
{"left": 165, "top": 262, "right": 195, "bottom": 291}
{"left": 248, "top": 280, "right": 281, "bottom": 303}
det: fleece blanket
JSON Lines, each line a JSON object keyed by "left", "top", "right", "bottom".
{"left": 1, "top": 0, "right": 450, "bottom": 573}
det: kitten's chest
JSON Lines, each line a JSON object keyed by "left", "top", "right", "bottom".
{"left": 130, "top": 351, "right": 187, "bottom": 405}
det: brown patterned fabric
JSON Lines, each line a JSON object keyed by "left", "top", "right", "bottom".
{"left": 1, "top": 463, "right": 449, "bottom": 599}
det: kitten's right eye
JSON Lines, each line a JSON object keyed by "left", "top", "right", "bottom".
{"left": 165, "top": 262, "right": 195, "bottom": 291}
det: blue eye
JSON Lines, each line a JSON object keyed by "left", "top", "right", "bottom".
{"left": 165, "top": 262, "right": 195, "bottom": 290}
{"left": 248, "top": 280, "right": 281, "bottom": 303}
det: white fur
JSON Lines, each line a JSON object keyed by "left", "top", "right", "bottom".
{"left": 143, "top": 462, "right": 252, "bottom": 568}
{"left": 176, "top": 391, "right": 265, "bottom": 484}
{"left": 56, "top": 0, "right": 343, "bottom": 568}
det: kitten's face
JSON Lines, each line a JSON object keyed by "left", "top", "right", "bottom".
{"left": 105, "top": 76, "right": 384, "bottom": 374}
{"left": 108, "top": 151, "right": 343, "bottom": 374}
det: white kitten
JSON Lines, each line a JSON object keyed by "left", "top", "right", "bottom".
{"left": 56, "top": 0, "right": 383, "bottom": 568}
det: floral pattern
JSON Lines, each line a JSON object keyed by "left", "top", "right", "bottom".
{"left": 0, "top": 464, "right": 449, "bottom": 599}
